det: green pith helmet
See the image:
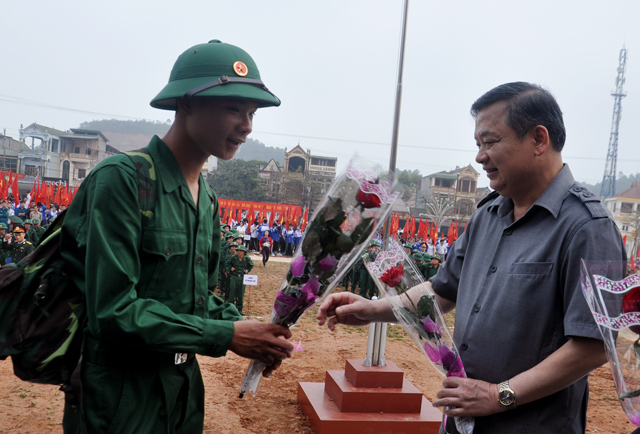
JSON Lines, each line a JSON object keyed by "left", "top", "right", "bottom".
{"left": 225, "top": 233, "right": 235, "bottom": 240}
{"left": 32, "top": 218, "right": 41, "bottom": 225}
{"left": 412, "top": 252, "right": 422, "bottom": 261}
{"left": 369, "top": 240, "right": 381, "bottom": 247}
{"left": 237, "top": 245, "right": 247, "bottom": 252}
{"left": 423, "top": 253, "right": 432, "bottom": 261}
{"left": 25, "top": 219, "right": 32, "bottom": 225}
{"left": 223, "top": 224, "right": 230, "bottom": 229}
{"left": 403, "top": 242, "right": 413, "bottom": 249}
{"left": 9, "top": 215, "right": 22, "bottom": 224}
{"left": 0, "top": 223, "right": 6, "bottom": 229}
{"left": 229, "top": 242, "right": 239, "bottom": 248}
{"left": 432, "top": 254, "right": 441, "bottom": 262}
{"left": 151, "top": 40, "right": 281, "bottom": 110}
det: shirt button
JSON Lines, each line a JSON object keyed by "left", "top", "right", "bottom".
{"left": 197, "top": 256, "right": 203, "bottom": 264}
{"left": 461, "top": 343, "right": 468, "bottom": 351}
{"left": 197, "top": 297, "right": 203, "bottom": 305}
{"left": 490, "top": 266, "right": 497, "bottom": 273}
{"left": 474, "top": 304, "right": 481, "bottom": 313}
{"left": 165, "top": 247, "right": 171, "bottom": 256}
{"left": 505, "top": 229, "right": 513, "bottom": 236}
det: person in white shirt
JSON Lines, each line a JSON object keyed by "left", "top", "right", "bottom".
{"left": 242, "top": 220, "right": 251, "bottom": 248}
{"left": 250, "top": 220, "right": 259, "bottom": 252}
{"left": 426, "top": 239, "right": 435, "bottom": 256}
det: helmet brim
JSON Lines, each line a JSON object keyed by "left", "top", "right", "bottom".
{"left": 151, "top": 77, "right": 280, "bottom": 110}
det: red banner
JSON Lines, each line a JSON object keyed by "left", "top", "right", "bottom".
{"left": 217, "top": 199, "right": 304, "bottom": 226}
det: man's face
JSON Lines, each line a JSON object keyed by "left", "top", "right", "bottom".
{"left": 475, "top": 102, "right": 537, "bottom": 199}
{"left": 420, "top": 244, "right": 426, "bottom": 252}
{"left": 0, "top": 229, "right": 5, "bottom": 237}
{"left": 229, "top": 247, "right": 237, "bottom": 255}
{"left": 61, "top": 205, "right": 66, "bottom": 210}
{"left": 13, "top": 232, "right": 24, "bottom": 243}
{"left": 183, "top": 97, "right": 258, "bottom": 161}
{"left": 238, "top": 251, "right": 245, "bottom": 260}
{"left": 431, "top": 258, "right": 439, "bottom": 267}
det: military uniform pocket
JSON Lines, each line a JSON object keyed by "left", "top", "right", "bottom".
{"left": 140, "top": 228, "right": 188, "bottom": 299}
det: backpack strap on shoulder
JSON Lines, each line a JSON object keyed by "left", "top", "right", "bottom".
{"left": 124, "top": 149, "right": 157, "bottom": 225}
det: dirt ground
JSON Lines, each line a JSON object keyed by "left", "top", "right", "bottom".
{"left": 0, "top": 259, "right": 635, "bottom": 433}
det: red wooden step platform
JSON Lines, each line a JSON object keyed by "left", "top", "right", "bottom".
{"left": 298, "top": 359, "right": 442, "bottom": 434}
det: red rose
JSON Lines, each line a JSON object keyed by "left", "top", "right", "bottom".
{"left": 381, "top": 265, "right": 404, "bottom": 288}
{"left": 622, "top": 286, "right": 640, "bottom": 334}
{"left": 356, "top": 188, "right": 382, "bottom": 209}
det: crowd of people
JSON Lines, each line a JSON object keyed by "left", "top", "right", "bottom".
{"left": 0, "top": 197, "right": 64, "bottom": 264}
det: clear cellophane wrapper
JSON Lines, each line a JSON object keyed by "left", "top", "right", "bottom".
{"left": 364, "top": 240, "right": 474, "bottom": 434}
{"left": 580, "top": 259, "right": 640, "bottom": 427}
{"left": 239, "top": 155, "right": 399, "bottom": 397}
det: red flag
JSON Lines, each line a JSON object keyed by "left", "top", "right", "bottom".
{"left": 11, "top": 173, "right": 19, "bottom": 206}
{"left": 247, "top": 203, "right": 255, "bottom": 223}
{"left": 464, "top": 221, "right": 468, "bottom": 232}
{"left": 301, "top": 207, "right": 309, "bottom": 231}
{"left": 623, "top": 235, "right": 627, "bottom": 246}
{"left": 268, "top": 209, "right": 274, "bottom": 226}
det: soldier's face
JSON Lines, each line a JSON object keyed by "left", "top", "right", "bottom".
{"left": 13, "top": 232, "right": 24, "bottom": 243}
{"left": 238, "top": 251, "right": 245, "bottom": 260}
{"left": 183, "top": 97, "right": 257, "bottom": 161}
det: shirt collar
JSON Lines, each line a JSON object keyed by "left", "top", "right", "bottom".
{"left": 487, "top": 164, "right": 575, "bottom": 219}
{"left": 145, "top": 135, "right": 214, "bottom": 203}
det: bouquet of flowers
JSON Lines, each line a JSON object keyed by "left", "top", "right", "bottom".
{"left": 364, "top": 240, "right": 474, "bottom": 434}
{"left": 239, "top": 156, "right": 399, "bottom": 397}
{"left": 580, "top": 260, "right": 640, "bottom": 427}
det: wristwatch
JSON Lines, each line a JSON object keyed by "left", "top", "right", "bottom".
{"left": 498, "top": 380, "right": 517, "bottom": 410}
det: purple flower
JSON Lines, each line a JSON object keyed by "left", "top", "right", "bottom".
{"left": 291, "top": 256, "right": 306, "bottom": 277}
{"left": 446, "top": 356, "right": 466, "bottom": 378}
{"left": 274, "top": 291, "right": 301, "bottom": 316}
{"left": 319, "top": 255, "right": 338, "bottom": 272}
{"left": 424, "top": 342, "right": 440, "bottom": 363}
{"left": 438, "top": 345, "right": 457, "bottom": 368}
{"left": 422, "top": 317, "right": 443, "bottom": 335}
{"left": 629, "top": 413, "right": 640, "bottom": 427}
{"left": 301, "top": 277, "right": 320, "bottom": 303}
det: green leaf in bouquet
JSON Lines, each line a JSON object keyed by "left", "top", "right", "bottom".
{"left": 634, "top": 336, "right": 640, "bottom": 361}
{"left": 399, "top": 306, "right": 419, "bottom": 325}
{"left": 620, "top": 388, "right": 640, "bottom": 399}
{"left": 350, "top": 217, "right": 374, "bottom": 245}
{"left": 417, "top": 295, "right": 436, "bottom": 322}
{"left": 322, "top": 197, "right": 343, "bottom": 222}
{"left": 336, "top": 233, "right": 355, "bottom": 253}
{"left": 302, "top": 230, "right": 323, "bottom": 264}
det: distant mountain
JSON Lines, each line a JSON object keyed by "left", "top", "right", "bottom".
{"left": 578, "top": 172, "right": 640, "bottom": 196}
{"left": 77, "top": 119, "right": 285, "bottom": 163}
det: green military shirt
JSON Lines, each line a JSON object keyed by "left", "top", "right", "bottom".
{"left": 9, "top": 240, "right": 34, "bottom": 263}
{"left": 60, "top": 136, "right": 241, "bottom": 358}
{"left": 226, "top": 254, "right": 254, "bottom": 276}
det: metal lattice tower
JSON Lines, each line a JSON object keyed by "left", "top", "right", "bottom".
{"left": 600, "top": 46, "right": 628, "bottom": 198}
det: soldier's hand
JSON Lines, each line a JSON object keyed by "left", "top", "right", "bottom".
{"left": 231, "top": 267, "right": 236, "bottom": 272}
{"left": 317, "top": 292, "right": 377, "bottom": 331}
{"left": 230, "top": 321, "right": 293, "bottom": 369}
{"left": 244, "top": 270, "right": 248, "bottom": 274}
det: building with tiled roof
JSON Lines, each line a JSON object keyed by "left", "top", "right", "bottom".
{"left": 603, "top": 181, "right": 640, "bottom": 258}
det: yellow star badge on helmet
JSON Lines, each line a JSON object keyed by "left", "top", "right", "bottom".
{"left": 233, "top": 61, "right": 249, "bottom": 76}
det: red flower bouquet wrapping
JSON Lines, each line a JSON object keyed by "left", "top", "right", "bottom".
{"left": 581, "top": 260, "right": 640, "bottom": 427}
{"left": 364, "top": 241, "right": 474, "bottom": 434}
{"left": 239, "top": 155, "right": 399, "bottom": 397}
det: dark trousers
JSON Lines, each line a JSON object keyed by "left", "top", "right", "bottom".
{"left": 250, "top": 237, "right": 258, "bottom": 251}
{"left": 262, "top": 247, "right": 270, "bottom": 266}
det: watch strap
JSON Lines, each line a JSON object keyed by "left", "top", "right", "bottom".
{"left": 498, "top": 380, "right": 517, "bottom": 410}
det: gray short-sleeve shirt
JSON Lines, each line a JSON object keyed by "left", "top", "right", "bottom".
{"left": 431, "top": 165, "right": 626, "bottom": 433}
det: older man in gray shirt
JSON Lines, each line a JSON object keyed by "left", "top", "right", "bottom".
{"left": 318, "top": 82, "right": 626, "bottom": 433}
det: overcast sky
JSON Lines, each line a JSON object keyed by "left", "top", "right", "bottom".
{"left": 3, "top": 0, "right": 640, "bottom": 188}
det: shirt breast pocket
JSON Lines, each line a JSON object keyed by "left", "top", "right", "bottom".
{"left": 509, "top": 262, "right": 554, "bottom": 275}
{"left": 139, "top": 228, "right": 188, "bottom": 299}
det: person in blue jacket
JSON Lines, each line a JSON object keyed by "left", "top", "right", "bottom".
{"left": 270, "top": 222, "right": 281, "bottom": 256}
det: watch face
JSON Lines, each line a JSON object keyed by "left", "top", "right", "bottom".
{"left": 499, "top": 390, "right": 515, "bottom": 405}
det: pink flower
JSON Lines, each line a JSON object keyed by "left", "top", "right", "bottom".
{"left": 446, "top": 357, "right": 466, "bottom": 378}
{"left": 424, "top": 342, "right": 440, "bottom": 363}
{"left": 422, "top": 317, "right": 443, "bottom": 335}
{"left": 301, "top": 277, "right": 320, "bottom": 303}
{"left": 274, "top": 291, "right": 301, "bottom": 316}
{"left": 438, "top": 345, "right": 457, "bottom": 368}
{"left": 319, "top": 255, "right": 338, "bottom": 272}
{"left": 290, "top": 340, "right": 305, "bottom": 353}
{"left": 291, "top": 256, "right": 306, "bottom": 277}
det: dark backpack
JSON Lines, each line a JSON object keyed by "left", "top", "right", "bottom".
{"left": 0, "top": 150, "right": 157, "bottom": 385}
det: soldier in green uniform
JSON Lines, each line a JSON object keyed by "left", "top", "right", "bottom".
{"left": 23, "top": 219, "right": 33, "bottom": 243}
{"left": 7, "top": 223, "right": 34, "bottom": 264}
{"left": 0, "top": 223, "right": 9, "bottom": 263}
{"left": 219, "top": 232, "right": 235, "bottom": 300}
{"left": 59, "top": 39, "right": 293, "bottom": 434}
{"left": 423, "top": 254, "right": 441, "bottom": 279}
{"left": 403, "top": 242, "right": 413, "bottom": 256}
{"left": 359, "top": 241, "right": 380, "bottom": 299}
{"left": 31, "top": 218, "right": 45, "bottom": 245}
{"left": 226, "top": 245, "right": 254, "bottom": 315}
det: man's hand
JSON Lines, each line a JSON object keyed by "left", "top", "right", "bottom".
{"left": 433, "top": 377, "right": 503, "bottom": 418}
{"left": 231, "top": 267, "right": 236, "bottom": 272}
{"left": 229, "top": 321, "right": 293, "bottom": 376}
{"left": 317, "top": 292, "right": 379, "bottom": 331}
{"left": 244, "top": 270, "right": 248, "bottom": 274}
